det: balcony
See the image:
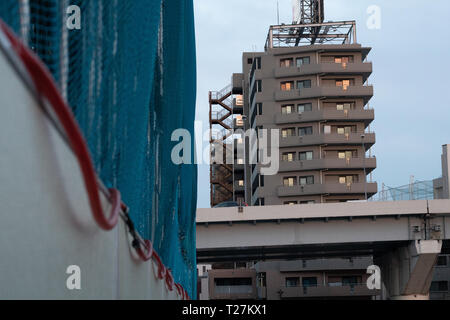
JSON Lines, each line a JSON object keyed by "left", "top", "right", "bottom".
{"left": 278, "top": 157, "right": 377, "bottom": 173}
{"left": 280, "top": 132, "right": 376, "bottom": 149}
{"left": 275, "top": 109, "right": 374, "bottom": 126}
{"left": 275, "top": 86, "right": 373, "bottom": 105}
{"left": 278, "top": 284, "right": 380, "bottom": 299}
{"left": 276, "top": 182, "right": 378, "bottom": 197}
{"left": 275, "top": 62, "right": 373, "bottom": 82}
{"left": 212, "top": 285, "right": 255, "bottom": 300}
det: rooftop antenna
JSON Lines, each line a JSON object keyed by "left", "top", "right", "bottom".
{"left": 292, "top": 0, "right": 325, "bottom": 24}
{"left": 277, "top": 1, "right": 280, "bottom": 25}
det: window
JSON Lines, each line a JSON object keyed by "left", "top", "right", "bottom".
{"left": 298, "top": 103, "right": 312, "bottom": 113}
{"left": 281, "top": 128, "right": 296, "bottom": 138}
{"left": 334, "top": 56, "right": 354, "bottom": 64}
{"left": 302, "top": 277, "right": 318, "bottom": 288}
{"left": 260, "top": 175, "right": 264, "bottom": 187}
{"left": 338, "top": 151, "right": 354, "bottom": 159}
{"left": 437, "top": 255, "right": 448, "bottom": 266}
{"left": 280, "top": 58, "right": 294, "bottom": 67}
{"left": 281, "top": 104, "right": 294, "bottom": 115}
{"left": 281, "top": 81, "right": 294, "bottom": 91}
{"left": 247, "top": 58, "right": 253, "bottom": 64}
{"left": 283, "top": 177, "right": 297, "bottom": 187}
{"left": 259, "top": 198, "right": 265, "bottom": 206}
{"left": 296, "top": 56, "right": 310, "bottom": 67}
{"left": 299, "top": 126, "right": 313, "bottom": 136}
{"left": 297, "top": 80, "right": 311, "bottom": 89}
{"left": 323, "top": 125, "right": 331, "bottom": 134}
{"left": 339, "top": 175, "right": 358, "bottom": 184}
{"left": 257, "top": 272, "right": 267, "bottom": 287}
{"left": 238, "top": 180, "right": 244, "bottom": 186}
{"left": 282, "top": 152, "right": 296, "bottom": 162}
{"left": 299, "top": 151, "right": 313, "bottom": 161}
{"left": 300, "top": 200, "right": 316, "bottom": 204}
{"left": 284, "top": 201, "right": 297, "bottom": 205}
{"left": 286, "top": 277, "right": 300, "bottom": 287}
{"left": 255, "top": 57, "right": 262, "bottom": 69}
{"left": 430, "top": 281, "right": 449, "bottom": 292}
{"left": 336, "top": 79, "right": 352, "bottom": 90}
{"left": 342, "top": 276, "right": 361, "bottom": 286}
{"left": 237, "top": 158, "right": 244, "bottom": 165}
{"left": 299, "top": 176, "right": 314, "bottom": 185}
{"left": 337, "top": 126, "right": 356, "bottom": 135}
{"left": 256, "top": 80, "right": 262, "bottom": 92}
{"left": 215, "top": 278, "right": 252, "bottom": 286}
{"left": 336, "top": 102, "right": 353, "bottom": 111}
{"left": 258, "top": 103, "right": 263, "bottom": 115}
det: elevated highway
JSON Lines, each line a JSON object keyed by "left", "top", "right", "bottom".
{"left": 197, "top": 200, "right": 450, "bottom": 299}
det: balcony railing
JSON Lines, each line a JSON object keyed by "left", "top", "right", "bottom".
{"left": 278, "top": 157, "right": 377, "bottom": 173}
{"left": 277, "top": 182, "right": 378, "bottom": 197}
{"left": 274, "top": 109, "right": 374, "bottom": 125}
{"left": 272, "top": 284, "right": 379, "bottom": 298}
{"left": 274, "top": 62, "right": 372, "bottom": 80}
{"left": 275, "top": 85, "right": 373, "bottom": 104}
{"left": 280, "top": 132, "right": 376, "bottom": 148}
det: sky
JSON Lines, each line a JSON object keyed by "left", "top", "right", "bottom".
{"left": 193, "top": 0, "right": 450, "bottom": 209}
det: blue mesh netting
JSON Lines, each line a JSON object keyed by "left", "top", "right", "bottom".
{"left": 0, "top": 0, "right": 197, "bottom": 298}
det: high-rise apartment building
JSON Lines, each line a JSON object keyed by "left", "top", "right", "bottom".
{"left": 209, "top": 1, "right": 377, "bottom": 207}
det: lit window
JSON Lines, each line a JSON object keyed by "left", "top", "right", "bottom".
{"left": 281, "top": 128, "right": 295, "bottom": 138}
{"left": 282, "top": 105, "right": 294, "bottom": 115}
{"left": 282, "top": 152, "right": 295, "bottom": 162}
{"left": 237, "top": 159, "right": 244, "bottom": 165}
{"left": 280, "top": 58, "right": 294, "bottom": 67}
{"left": 334, "top": 56, "right": 353, "bottom": 64}
{"left": 337, "top": 126, "right": 354, "bottom": 135}
{"left": 283, "top": 177, "right": 296, "bottom": 187}
{"left": 337, "top": 102, "right": 352, "bottom": 111}
{"left": 336, "top": 79, "right": 351, "bottom": 90}
{"left": 338, "top": 151, "right": 353, "bottom": 159}
{"left": 281, "top": 81, "right": 294, "bottom": 91}
{"left": 238, "top": 180, "right": 244, "bottom": 186}
{"left": 339, "top": 176, "right": 355, "bottom": 184}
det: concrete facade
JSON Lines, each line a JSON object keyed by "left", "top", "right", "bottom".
{"left": 430, "top": 254, "right": 450, "bottom": 300}
{"left": 254, "top": 257, "right": 379, "bottom": 300}
{"left": 236, "top": 44, "right": 377, "bottom": 206}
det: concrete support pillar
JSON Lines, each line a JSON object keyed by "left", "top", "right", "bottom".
{"left": 377, "top": 240, "right": 442, "bottom": 300}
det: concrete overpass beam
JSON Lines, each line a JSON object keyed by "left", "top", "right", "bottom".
{"left": 379, "top": 240, "right": 442, "bottom": 300}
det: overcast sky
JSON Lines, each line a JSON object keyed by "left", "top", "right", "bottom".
{"left": 193, "top": 0, "right": 450, "bottom": 209}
